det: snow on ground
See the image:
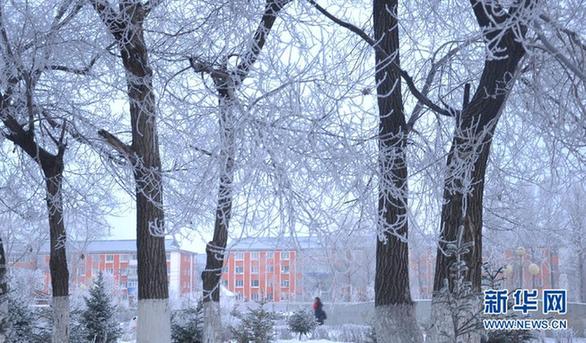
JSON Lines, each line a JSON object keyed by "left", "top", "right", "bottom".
{"left": 277, "top": 340, "right": 347, "bottom": 343}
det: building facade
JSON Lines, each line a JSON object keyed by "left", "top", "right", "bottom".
{"left": 221, "top": 236, "right": 375, "bottom": 303}
{"left": 35, "top": 239, "right": 199, "bottom": 303}
{"left": 222, "top": 238, "right": 301, "bottom": 302}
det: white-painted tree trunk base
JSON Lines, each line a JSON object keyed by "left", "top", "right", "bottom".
{"left": 137, "top": 299, "right": 171, "bottom": 343}
{"left": 52, "top": 296, "right": 69, "bottom": 343}
{"left": 202, "top": 301, "right": 222, "bottom": 343}
{"left": 373, "top": 304, "right": 423, "bottom": 343}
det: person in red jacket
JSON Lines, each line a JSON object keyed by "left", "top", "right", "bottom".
{"left": 312, "top": 297, "right": 327, "bottom": 325}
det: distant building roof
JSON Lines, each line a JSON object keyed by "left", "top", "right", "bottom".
{"left": 40, "top": 238, "right": 189, "bottom": 254}
{"left": 228, "top": 236, "right": 324, "bottom": 251}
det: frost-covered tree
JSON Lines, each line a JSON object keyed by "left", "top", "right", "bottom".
{"left": 171, "top": 300, "right": 203, "bottom": 343}
{"left": 80, "top": 272, "right": 121, "bottom": 343}
{"left": 0, "top": 2, "right": 88, "bottom": 340}
{"left": 287, "top": 310, "right": 317, "bottom": 340}
{"left": 89, "top": 1, "right": 171, "bottom": 341}
{"left": 187, "top": 1, "right": 291, "bottom": 340}
{"left": 6, "top": 294, "right": 36, "bottom": 343}
{"left": 230, "top": 302, "right": 277, "bottom": 343}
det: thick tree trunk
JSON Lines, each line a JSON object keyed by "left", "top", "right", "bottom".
{"left": 42, "top": 156, "right": 70, "bottom": 343}
{"left": 90, "top": 3, "right": 171, "bottom": 341}
{"left": 0, "top": 238, "right": 8, "bottom": 342}
{"left": 121, "top": 23, "right": 171, "bottom": 343}
{"left": 430, "top": 2, "right": 530, "bottom": 342}
{"left": 202, "top": 88, "right": 235, "bottom": 343}
{"left": 372, "top": 1, "right": 421, "bottom": 341}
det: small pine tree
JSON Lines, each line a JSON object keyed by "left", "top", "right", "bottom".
{"left": 171, "top": 299, "right": 204, "bottom": 343}
{"left": 6, "top": 294, "right": 36, "bottom": 342}
{"left": 231, "top": 301, "right": 277, "bottom": 343}
{"left": 80, "top": 272, "right": 121, "bottom": 343}
{"left": 287, "top": 309, "right": 317, "bottom": 340}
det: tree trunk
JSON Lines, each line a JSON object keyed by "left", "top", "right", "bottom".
{"left": 90, "top": 2, "right": 171, "bottom": 341}
{"left": 121, "top": 24, "right": 171, "bottom": 343}
{"left": 0, "top": 238, "right": 9, "bottom": 342}
{"left": 195, "top": 3, "right": 289, "bottom": 340}
{"left": 202, "top": 87, "right": 235, "bottom": 343}
{"left": 41, "top": 155, "right": 70, "bottom": 343}
{"left": 2, "top": 106, "right": 71, "bottom": 342}
{"left": 372, "top": 1, "right": 421, "bottom": 341}
{"left": 430, "top": 2, "right": 530, "bottom": 342}
{"left": 578, "top": 250, "right": 586, "bottom": 303}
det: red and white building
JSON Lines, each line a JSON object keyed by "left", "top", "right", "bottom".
{"left": 222, "top": 237, "right": 305, "bottom": 302}
{"left": 36, "top": 239, "right": 199, "bottom": 303}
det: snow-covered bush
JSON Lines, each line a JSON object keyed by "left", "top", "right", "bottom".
{"left": 171, "top": 299, "right": 203, "bottom": 343}
{"left": 6, "top": 294, "right": 36, "bottom": 342}
{"left": 287, "top": 309, "right": 317, "bottom": 340}
{"left": 80, "top": 272, "right": 121, "bottom": 343}
{"left": 231, "top": 301, "right": 277, "bottom": 343}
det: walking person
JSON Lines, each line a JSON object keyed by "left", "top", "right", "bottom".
{"left": 312, "top": 297, "right": 327, "bottom": 325}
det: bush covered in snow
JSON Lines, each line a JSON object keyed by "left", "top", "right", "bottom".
{"left": 231, "top": 301, "right": 277, "bottom": 343}
{"left": 171, "top": 299, "right": 203, "bottom": 343}
{"left": 5, "top": 294, "right": 36, "bottom": 342}
{"left": 287, "top": 309, "right": 317, "bottom": 340}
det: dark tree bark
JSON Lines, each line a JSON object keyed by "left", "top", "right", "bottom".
{"left": 191, "top": 2, "right": 290, "bottom": 340}
{"left": 195, "top": 0, "right": 291, "bottom": 303}
{"left": 371, "top": 1, "right": 422, "bottom": 341}
{"left": 432, "top": 0, "right": 532, "bottom": 296}
{"left": 202, "top": 82, "right": 235, "bottom": 305}
{"left": 90, "top": 1, "right": 170, "bottom": 341}
{"left": 0, "top": 238, "right": 8, "bottom": 341}
{"left": 0, "top": 107, "right": 70, "bottom": 342}
{"left": 373, "top": 0, "right": 412, "bottom": 308}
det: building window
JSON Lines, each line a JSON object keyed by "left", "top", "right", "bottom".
{"left": 131, "top": 254, "right": 137, "bottom": 261}
{"left": 106, "top": 254, "right": 114, "bottom": 262}
{"left": 223, "top": 280, "right": 228, "bottom": 287}
{"left": 235, "top": 266, "right": 244, "bottom": 274}
{"left": 236, "top": 279, "right": 244, "bottom": 287}
{"left": 281, "top": 265, "right": 289, "bottom": 274}
{"left": 267, "top": 279, "right": 273, "bottom": 288}
{"left": 105, "top": 268, "right": 114, "bottom": 274}
{"left": 281, "top": 280, "right": 289, "bottom": 288}
{"left": 266, "top": 251, "right": 274, "bottom": 259}
{"left": 234, "top": 252, "right": 244, "bottom": 260}
{"left": 251, "top": 279, "right": 259, "bottom": 287}
{"left": 127, "top": 280, "right": 138, "bottom": 288}
{"left": 222, "top": 266, "right": 229, "bottom": 273}
{"left": 251, "top": 264, "right": 259, "bottom": 274}
{"left": 281, "top": 251, "right": 289, "bottom": 260}
{"left": 252, "top": 292, "right": 259, "bottom": 301}
{"left": 251, "top": 251, "right": 259, "bottom": 259}
{"left": 120, "top": 254, "right": 129, "bottom": 262}
{"left": 119, "top": 268, "right": 128, "bottom": 276}
{"left": 267, "top": 293, "right": 273, "bottom": 301}
{"left": 267, "top": 265, "right": 274, "bottom": 272}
